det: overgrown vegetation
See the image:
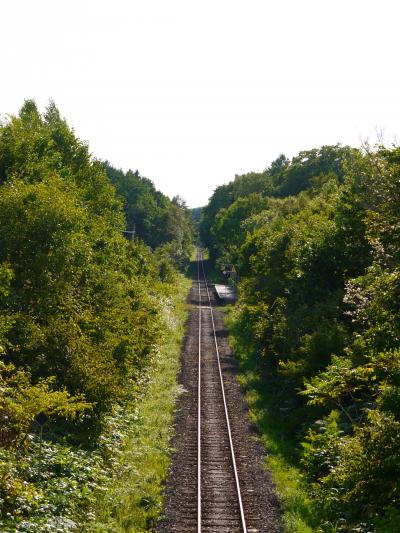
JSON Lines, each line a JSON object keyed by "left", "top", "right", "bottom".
{"left": 104, "top": 163, "right": 194, "bottom": 271}
{"left": 91, "top": 274, "right": 190, "bottom": 532}
{"left": 0, "top": 100, "right": 194, "bottom": 531}
{"left": 201, "top": 143, "right": 400, "bottom": 531}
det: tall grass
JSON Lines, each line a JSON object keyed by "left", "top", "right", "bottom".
{"left": 89, "top": 275, "right": 191, "bottom": 532}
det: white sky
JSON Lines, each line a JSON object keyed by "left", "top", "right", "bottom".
{"left": 1, "top": 0, "right": 400, "bottom": 207}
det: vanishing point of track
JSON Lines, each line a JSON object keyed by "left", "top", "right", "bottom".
{"left": 196, "top": 248, "right": 247, "bottom": 532}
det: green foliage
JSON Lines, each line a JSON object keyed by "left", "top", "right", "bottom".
{"left": 104, "top": 163, "right": 194, "bottom": 269}
{"left": 213, "top": 193, "right": 270, "bottom": 267}
{"left": 200, "top": 144, "right": 351, "bottom": 264}
{"left": 273, "top": 145, "right": 352, "bottom": 197}
{"left": 0, "top": 437, "right": 107, "bottom": 531}
{"left": 0, "top": 172, "right": 163, "bottom": 410}
{"left": 301, "top": 410, "right": 343, "bottom": 484}
{"left": 190, "top": 206, "right": 202, "bottom": 231}
{"left": 91, "top": 275, "right": 190, "bottom": 532}
{"left": 0, "top": 100, "right": 192, "bottom": 529}
{"left": 203, "top": 142, "right": 400, "bottom": 530}
{"left": 200, "top": 182, "right": 235, "bottom": 257}
{"left": 0, "top": 359, "right": 90, "bottom": 446}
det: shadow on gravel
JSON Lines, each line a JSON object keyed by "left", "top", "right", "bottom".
{"left": 214, "top": 329, "right": 228, "bottom": 339}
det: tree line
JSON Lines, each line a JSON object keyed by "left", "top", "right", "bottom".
{"left": 200, "top": 143, "right": 400, "bottom": 531}
{"left": 0, "top": 100, "right": 194, "bottom": 530}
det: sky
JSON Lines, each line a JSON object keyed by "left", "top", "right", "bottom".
{"left": 1, "top": 0, "right": 400, "bottom": 207}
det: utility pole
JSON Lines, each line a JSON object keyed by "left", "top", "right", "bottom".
{"left": 123, "top": 224, "right": 136, "bottom": 241}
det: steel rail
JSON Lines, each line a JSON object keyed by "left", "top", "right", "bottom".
{"left": 197, "top": 249, "right": 202, "bottom": 533}
{"left": 198, "top": 249, "right": 248, "bottom": 533}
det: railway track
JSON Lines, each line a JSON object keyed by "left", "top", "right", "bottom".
{"left": 196, "top": 248, "right": 246, "bottom": 532}
{"left": 158, "top": 248, "right": 281, "bottom": 533}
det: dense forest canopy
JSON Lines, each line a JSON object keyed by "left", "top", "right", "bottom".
{"left": 190, "top": 206, "right": 202, "bottom": 230}
{"left": 200, "top": 142, "right": 400, "bottom": 531}
{"left": 0, "top": 100, "right": 194, "bottom": 530}
{"left": 200, "top": 144, "right": 352, "bottom": 262}
{"left": 103, "top": 162, "right": 194, "bottom": 269}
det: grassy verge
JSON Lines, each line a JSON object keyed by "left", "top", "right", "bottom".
{"left": 225, "top": 308, "right": 319, "bottom": 533}
{"left": 89, "top": 274, "right": 191, "bottom": 532}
